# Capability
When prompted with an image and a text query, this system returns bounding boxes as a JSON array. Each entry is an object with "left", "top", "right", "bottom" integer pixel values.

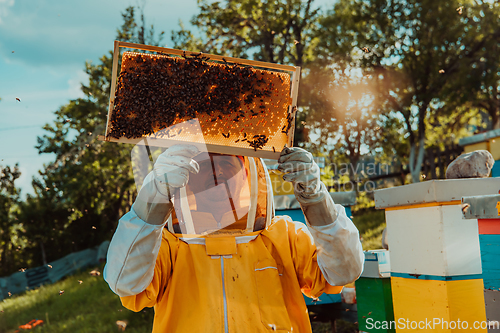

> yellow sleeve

[
  {"left": 286, "top": 220, "right": 343, "bottom": 298},
  {"left": 120, "top": 236, "right": 172, "bottom": 311}
]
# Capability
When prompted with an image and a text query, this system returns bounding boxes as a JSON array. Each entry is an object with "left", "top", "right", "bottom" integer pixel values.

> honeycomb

[{"left": 107, "top": 51, "right": 294, "bottom": 154}]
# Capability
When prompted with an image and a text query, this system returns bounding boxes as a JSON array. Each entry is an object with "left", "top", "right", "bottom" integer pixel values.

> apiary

[
  {"left": 462, "top": 194, "right": 500, "bottom": 329},
  {"left": 373, "top": 178, "right": 500, "bottom": 332},
  {"left": 356, "top": 250, "right": 395, "bottom": 333},
  {"left": 100, "top": 41, "right": 300, "bottom": 159}
]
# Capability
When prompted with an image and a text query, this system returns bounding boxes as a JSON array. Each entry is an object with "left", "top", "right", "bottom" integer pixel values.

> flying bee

[
  {"left": 362, "top": 47, "right": 370, "bottom": 53},
  {"left": 456, "top": 6, "right": 464, "bottom": 14}
]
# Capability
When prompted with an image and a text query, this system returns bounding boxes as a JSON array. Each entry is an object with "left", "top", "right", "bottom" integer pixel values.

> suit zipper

[{"left": 220, "top": 256, "right": 229, "bottom": 333}]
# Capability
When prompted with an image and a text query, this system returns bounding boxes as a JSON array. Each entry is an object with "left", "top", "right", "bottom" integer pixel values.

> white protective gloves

[
  {"left": 278, "top": 147, "right": 363, "bottom": 284},
  {"left": 132, "top": 144, "right": 200, "bottom": 225},
  {"left": 152, "top": 145, "right": 200, "bottom": 199},
  {"left": 278, "top": 147, "right": 338, "bottom": 226},
  {"left": 105, "top": 144, "right": 201, "bottom": 297}
]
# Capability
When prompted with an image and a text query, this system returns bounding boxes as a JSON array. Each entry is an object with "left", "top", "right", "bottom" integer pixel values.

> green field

[
  {"left": 351, "top": 209, "right": 386, "bottom": 251},
  {"left": 0, "top": 209, "right": 385, "bottom": 333},
  {"left": 0, "top": 266, "right": 154, "bottom": 333}
]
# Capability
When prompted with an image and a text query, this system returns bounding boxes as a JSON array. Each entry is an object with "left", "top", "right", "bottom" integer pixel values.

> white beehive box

[
  {"left": 375, "top": 178, "right": 500, "bottom": 277},
  {"left": 361, "top": 249, "right": 391, "bottom": 278}
]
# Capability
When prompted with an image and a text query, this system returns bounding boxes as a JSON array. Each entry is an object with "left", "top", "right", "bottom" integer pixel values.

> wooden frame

[{"left": 100, "top": 41, "right": 301, "bottom": 159}]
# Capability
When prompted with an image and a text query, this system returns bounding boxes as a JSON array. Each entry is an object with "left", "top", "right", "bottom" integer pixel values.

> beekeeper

[{"left": 104, "top": 144, "right": 363, "bottom": 333}]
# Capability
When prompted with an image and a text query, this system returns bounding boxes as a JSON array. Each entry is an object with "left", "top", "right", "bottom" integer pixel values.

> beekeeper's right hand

[
  {"left": 132, "top": 144, "right": 200, "bottom": 225},
  {"left": 152, "top": 144, "right": 200, "bottom": 199}
]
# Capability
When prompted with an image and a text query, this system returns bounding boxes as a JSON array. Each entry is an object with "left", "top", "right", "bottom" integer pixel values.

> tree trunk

[
  {"left": 41, "top": 242, "right": 47, "bottom": 266},
  {"left": 409, "top": 138, "right": 426, "bottom": 183}
]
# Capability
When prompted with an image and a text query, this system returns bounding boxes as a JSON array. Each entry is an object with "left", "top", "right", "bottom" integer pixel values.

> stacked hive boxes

[
  {"left": 374, "top": 178, "right": 500, "bottom": 332},
  {"left": 356, "top": 250, "right": 395, "bottom": 333},
  {"left": 462, "top": 194, "right": 500, "bottom": 331}
]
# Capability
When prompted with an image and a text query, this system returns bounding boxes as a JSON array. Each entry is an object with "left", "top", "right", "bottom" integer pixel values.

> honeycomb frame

[{"left": 100, "top": 41, "right": 301, "bottom": 159}]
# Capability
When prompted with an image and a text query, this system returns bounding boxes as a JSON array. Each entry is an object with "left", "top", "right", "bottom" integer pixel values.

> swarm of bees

[
  {"left": 247, "top": 134, "right": 269, "bottom": 151},
  {"left": 108, "top": 51, "right": 292, "bottom": 152}
]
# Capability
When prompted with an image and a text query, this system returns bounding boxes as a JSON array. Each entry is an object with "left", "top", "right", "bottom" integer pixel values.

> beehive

[
  {"left": 100, "top": 41, "right": 300, "bottom": 159},
  {"left": 373, "top": 178, "right": 500, "bottom": 332},
  {"left": 462, "top": 194, "right": 500, "bottom": 327}
]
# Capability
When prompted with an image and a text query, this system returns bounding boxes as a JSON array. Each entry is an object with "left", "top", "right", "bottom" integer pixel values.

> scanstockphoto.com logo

[{"left": 365, "top": 318, "right": 500, "bottom": 331}]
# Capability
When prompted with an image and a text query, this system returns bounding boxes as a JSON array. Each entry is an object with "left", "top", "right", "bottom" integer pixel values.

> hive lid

[
  {"left": 462, "top": 194, "right": 500, "bottom": 219},
  {"left": 99, "top": 41, "right": 301, "bottom": 159},
  {"left": 374, "top": 178, "right": 500, "bottom": 209}
]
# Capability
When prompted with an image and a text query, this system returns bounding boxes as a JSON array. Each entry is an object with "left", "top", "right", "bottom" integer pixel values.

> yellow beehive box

[
  {"left": 489, "top": 138, "right": 500, "bottom": 161},
  {"left": 100, "top": 41, "right": 301, "bottom": 159},
  {"left": 460, "top": 128, "right": 500, "bottom": 160},
  {"left": 464, "top": 142, "right": 489, "bottom": 154},
  {"left": 391, "top": 277, "right": 487, "bottom": 332}
]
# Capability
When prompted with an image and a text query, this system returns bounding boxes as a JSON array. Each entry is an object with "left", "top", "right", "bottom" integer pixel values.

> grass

[
  {"left": 0, "top": 266, "right": 154, "bottom": 333},
  {"left": 0, "top": 266, "right": 352, "bottom": 333},
  {"left": 0, "top": 210, "right": 387, "bottom": 332},
  {"left": 351, "top": 209, "right": 386, "bottom": 251}
]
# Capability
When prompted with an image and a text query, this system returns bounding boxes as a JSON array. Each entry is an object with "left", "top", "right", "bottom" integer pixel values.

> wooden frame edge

[
  {"left": 105, "top": 41, "right": 120, "bottom": 139},
  {"left": 103, "top": 41, "right": 300, "bottom": 148},
  {"left": 98, "top": 135, "right": 282, "bottom": 159},
  {"left": 116, "top": 41, "right": 297, "bottom": 72},
  {"left": 287, "top": 66, "right": 301, "bottom": 147}
]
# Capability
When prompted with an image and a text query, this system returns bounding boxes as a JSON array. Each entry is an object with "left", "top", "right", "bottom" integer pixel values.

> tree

[
  {"left": 172, "top": 0, "right": 322, "bottom": 67},
  {"left": 321, "top": 0, "right": 500, "bottom": 182},
  {"left": 13, "top": 6, "right": 164, "bottom": 270},
  {"left": 301, "top": 60, "right": 384, "bottom": 180},
  {"left": 0, "top": 164, "right": 23, "bottom": 276},
  {"left": 171, "top": 0, "right": 328, "bottom": 145},
  {"left": 438, "top": 1, "right": 500, "bottom": 132}
]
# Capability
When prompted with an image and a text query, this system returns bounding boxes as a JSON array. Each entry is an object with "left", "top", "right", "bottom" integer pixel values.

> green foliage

[
  {"left": 0, "top": 267, "right": 154, "bottom": 333},
  {"left": 351, "top": 209, "right": 386, "bottom": 251},
  {"left": 301, "top": 60, "right": 384, "bottom": 169},
  {"left": 0, "top": 164, "right": 23, "bottom": 276},
  {"left": 172, "top": 0, "right": 323, "bottom": 67},
  {"left": 320, "top": 0, "right": 500, "bottom": 181},
  {"left": 2, "top": 6, "right": 165, "bottom": 275}
]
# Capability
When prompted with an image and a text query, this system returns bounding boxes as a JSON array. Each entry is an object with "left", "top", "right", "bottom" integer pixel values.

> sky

[
  {"left": 0, "top": 0, "right": 336, "bottom": 197},
  {"left": 0, "top": 0, "right": 202, "bottom": 196}
]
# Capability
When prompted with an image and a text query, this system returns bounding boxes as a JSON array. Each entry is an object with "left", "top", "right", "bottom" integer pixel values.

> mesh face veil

[{"left": 166, "top": 153, "right": 274, "bottom": 236}]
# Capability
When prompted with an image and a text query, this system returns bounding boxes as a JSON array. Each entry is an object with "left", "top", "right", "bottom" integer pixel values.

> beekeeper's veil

[
  {"left": 131, "top": 121, "right": 274, "bottom": 237},
  {"left": 169, "top": 153, "right": 273, "bottom": 236}
]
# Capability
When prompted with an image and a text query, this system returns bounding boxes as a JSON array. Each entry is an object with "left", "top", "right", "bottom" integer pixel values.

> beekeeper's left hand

[
  {"left": 278, "top": 147, "right": 338, "bottom": 226},
  {"left": 277, "top": 147, "right": 322, "bottom": 203}
]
